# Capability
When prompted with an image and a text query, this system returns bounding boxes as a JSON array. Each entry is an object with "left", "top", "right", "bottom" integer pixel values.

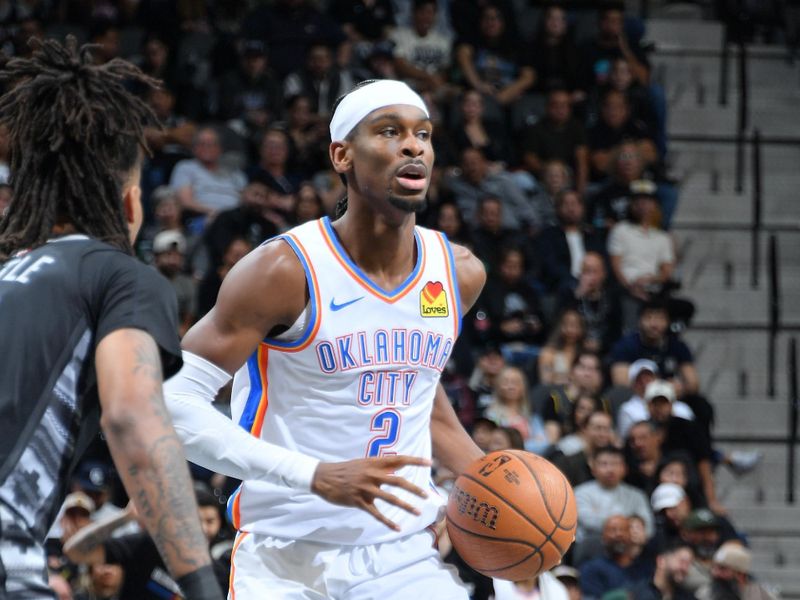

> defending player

[
  {"left": 0, "top": 38, "right": 223, "bottom": 598},
  {"left": 164, "top": 79, "right": 487, "bottom": 598}
]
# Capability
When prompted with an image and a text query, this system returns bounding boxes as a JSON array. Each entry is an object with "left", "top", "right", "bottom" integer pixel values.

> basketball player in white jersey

[{"left": 164, "top": 79, "right": 486, "bottom": 598}]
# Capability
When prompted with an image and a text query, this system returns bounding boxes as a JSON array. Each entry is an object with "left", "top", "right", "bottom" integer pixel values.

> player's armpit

[
  {"left": 181, "top": 239, "right": 308, "bottom": 374},
  {"left": 450, "top": 242, "right": 486, "bottom": 314}
]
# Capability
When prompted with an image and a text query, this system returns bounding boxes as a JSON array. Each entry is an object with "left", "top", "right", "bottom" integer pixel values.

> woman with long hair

[{"left": 538, "top": 308, "right": 587, "bottom": 385}]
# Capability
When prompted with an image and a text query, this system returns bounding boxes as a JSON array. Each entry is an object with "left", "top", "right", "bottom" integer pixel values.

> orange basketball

[{"left": 445, "top": 450, "right": 577, "bottom": 581}]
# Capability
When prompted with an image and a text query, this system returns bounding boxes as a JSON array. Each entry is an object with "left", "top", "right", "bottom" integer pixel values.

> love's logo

[{"left": 420, "top": 281, "right": 448, "bottom": 318}]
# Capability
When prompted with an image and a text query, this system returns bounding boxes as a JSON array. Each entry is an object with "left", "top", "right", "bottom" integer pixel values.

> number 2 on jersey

[{"left": 366, "top": 408, "right": 400, "bottom": 457}]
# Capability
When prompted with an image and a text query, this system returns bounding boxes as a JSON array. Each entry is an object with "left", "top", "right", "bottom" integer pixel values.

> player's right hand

[{"left": 311, "top": 455, "right": 432, "bottom": 531}]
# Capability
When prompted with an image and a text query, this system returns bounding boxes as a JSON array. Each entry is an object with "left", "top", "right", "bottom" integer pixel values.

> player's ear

[
  {"left": 329, "top": 141, "right": 353, "bottom": 175},
  {"left": 122, "top": 184, "right": 143, "bottom": 243}
]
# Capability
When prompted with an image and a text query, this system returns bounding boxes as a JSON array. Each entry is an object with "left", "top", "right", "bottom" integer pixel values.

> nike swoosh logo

[{"left": 329, "top": 296, "right": 365, "bottom": 311}]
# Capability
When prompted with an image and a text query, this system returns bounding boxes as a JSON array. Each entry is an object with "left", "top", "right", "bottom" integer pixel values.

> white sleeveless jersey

[{"left": 227, "top": 216, "right": 462, "bottom": 545}]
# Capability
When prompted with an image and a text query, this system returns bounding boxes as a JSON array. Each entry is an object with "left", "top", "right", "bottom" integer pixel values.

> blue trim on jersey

[
  {"left": 238, "top": 353, "right": 262, "bottom": 431},
  {"left": 322, "top": 216, "right": 423, "bottom": 298},
  {"left": 440, "top": 232, "right": 463, "bottom": 336},
  {"left": 262, "top": 235, "right": 318, "bottom": 348},
  {"left": 226, "top": 485, "right": 242, "bottom": 524}
]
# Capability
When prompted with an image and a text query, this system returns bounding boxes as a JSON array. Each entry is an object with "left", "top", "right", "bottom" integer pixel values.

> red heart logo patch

[{"left": 422, "top": 281, "right": 444, "bottom": 303}]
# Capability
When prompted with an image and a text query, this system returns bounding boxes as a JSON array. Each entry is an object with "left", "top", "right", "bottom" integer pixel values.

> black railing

[
  {"left": 768, "top": 234, "right": 780, "bottom": 397},
  {"left": 751, "top": 129, "right": 762, "bottom": 288},
  {"left": 788, "top": 337, "right": 798, "bottom": 503}
]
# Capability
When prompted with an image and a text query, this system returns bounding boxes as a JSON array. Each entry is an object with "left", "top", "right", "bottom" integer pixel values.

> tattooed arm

[{"left": 95, "top": 328, "right": 212, "bottom": 580}]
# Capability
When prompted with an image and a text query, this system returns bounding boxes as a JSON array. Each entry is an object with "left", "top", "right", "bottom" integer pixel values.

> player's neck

[{"left": 332, "top": 209, "right": 417, "bottom": 284}]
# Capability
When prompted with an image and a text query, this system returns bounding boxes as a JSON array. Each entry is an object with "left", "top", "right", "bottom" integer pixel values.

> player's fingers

[
  {"left": 361, "top": 501, "right": 400, "bottom": 531},
  {"left": 380, "top": 474, "right": 429, "bottom": 499},
  {"left": 372, "top": 488, "right": 421, "bottom": 516},
  {"left": 376, "top": 455, "right": 432, "bottom": 469}
]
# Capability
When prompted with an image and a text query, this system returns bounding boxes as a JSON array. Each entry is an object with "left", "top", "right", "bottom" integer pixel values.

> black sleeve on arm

[{"left": 84, "top": 249, "right": 183, "bottom": 378}]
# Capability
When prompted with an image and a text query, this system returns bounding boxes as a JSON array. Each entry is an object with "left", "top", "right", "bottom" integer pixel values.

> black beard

[{"left": 387, "top": 194, "right": 427, "bottom": 214}]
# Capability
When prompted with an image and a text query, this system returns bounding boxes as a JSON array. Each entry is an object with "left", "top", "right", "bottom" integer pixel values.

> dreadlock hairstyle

[
  {"left": 331, "top": 79, "right": 379, "bottom": 220},
  {"left": 0, "top": 36, "right": 159, "bottom": 258}
]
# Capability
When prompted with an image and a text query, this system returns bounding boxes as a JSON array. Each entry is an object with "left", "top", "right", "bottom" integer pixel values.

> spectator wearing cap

[
  {"left": 391, "top": 0, "right": 453, "bottom": 94},
  {"left": 644, "top": 381, "right": 725, "bottom": 514},
  {"left": 625, "top": 541, "right": 697, "bottom": 600},
  {"left": 216, "top": 39, "right": 283, "bottom": 136},
  {"left": 607, "top": 181, "right": 674, "bottom": 331},
  {"left": 652, "top": 482, "right": 694, "bottom": 547},
  {"left": 553, "top": 565, "right": 582, "bottom": 600},
  {"left": 522, "top": 89, "right": 590, "bottom": 195},
  {"left": 696, "top": 542, "right": 777, "bottom": 600},
  {"left": 680, "top": 509, "right": 743, "bottom": 595},
  {"left": 537, "top": 190, "right": 606, "bottom": 296},
  {"left": 59, "top": 492, "right": 96, "bottom": 546},
  {"left": 153, "top": 230, "right": 197, "bottom": 337},
  {"left": 559, "top": 251, "right": 622, "bottom": 355},
  {"left": 169, "top": 126, "right": 247, "bottom": 220},
  {"left": 67, "top": 462, "right": 139, "bottom": 539},
  {"left": 579, "top": 514, "right": 654, "bottom": 599},
  {"left": 574, "top": 446, "right": 654, "bottom": 563},
  {"left": 617, "top": 359, "right": 694, "bottom": 439}
]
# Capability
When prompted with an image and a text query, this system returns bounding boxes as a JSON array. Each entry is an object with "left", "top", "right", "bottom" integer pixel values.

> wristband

[{"left": 176, "top": 564, "right": 224, "bottom": 600}]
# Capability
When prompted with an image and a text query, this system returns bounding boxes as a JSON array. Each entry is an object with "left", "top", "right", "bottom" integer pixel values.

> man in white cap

[
  {"left": 163, "top": 80, "right": 486, "bottom": 597},
  {"left": 696, "top": 542, "right": 778, "bottom": 600},
  {"left": 616, "top": 358, "right": 694, "bottom": 439}
]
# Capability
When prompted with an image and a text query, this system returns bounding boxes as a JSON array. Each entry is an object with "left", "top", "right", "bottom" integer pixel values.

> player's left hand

[{"left": 311, "top": 455, "right": 432, "bottom": 531}]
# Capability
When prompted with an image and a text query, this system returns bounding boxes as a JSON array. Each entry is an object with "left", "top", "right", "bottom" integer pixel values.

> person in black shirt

[{"left": 0, "top": 38, "right": 222, "bottom": 599}]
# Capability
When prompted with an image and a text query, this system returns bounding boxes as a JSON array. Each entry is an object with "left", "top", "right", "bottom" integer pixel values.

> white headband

[{"left": 329, "top": 80, "right": 429, "bottom": 142}]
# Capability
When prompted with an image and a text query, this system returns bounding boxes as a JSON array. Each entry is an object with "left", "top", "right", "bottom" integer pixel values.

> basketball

[{"left": 446, "top": 450, "right": 577, "bottom": 581}]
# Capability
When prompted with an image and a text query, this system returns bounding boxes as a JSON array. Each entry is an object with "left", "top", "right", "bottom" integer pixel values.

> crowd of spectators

[{"left": 0, "top": 0, "right": 772, "bottom": 599}]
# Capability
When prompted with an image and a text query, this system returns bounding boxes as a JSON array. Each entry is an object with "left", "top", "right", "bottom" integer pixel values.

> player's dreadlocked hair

[
  {"left": 331, "top": 79, "right": 379, "bottom": 220},
  {"left": 0, "top": 36, "right": 159, "bottom": 258}
]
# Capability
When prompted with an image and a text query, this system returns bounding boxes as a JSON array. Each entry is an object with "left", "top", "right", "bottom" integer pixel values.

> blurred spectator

[
  {"left": 617, "top": 359, "right": 694, "bottom": 440},
  {"left": 626, "top": 541, "right": 697, "bottom": 600},
  {"left": 538, "top": 190, "right": 605, "bottom": 295},
  {"left": 522, "top": 89, "right": 589, "bottom": 194},
  {"left": 579, "top": 514, "right": 653, "bottom": 599},
  {"left": 217, "top": 40, "right": 283, "bottom": 135},
  {"left": 580, "top": 7, "right": 650, "bottom": 92},
  {"left": 10, "top": 16, "right": 45, "bottom": 58},
  {"left": 574, "top": 446, "right": 654, "bottom": 562},
  {"left": 137, "top": 34, "right": 179, "bottom": 94},
  {"left": 538, "top": 350, "right": 607, "bottom": 443},
  {"left": 143, "top": 85, "right": 196, "bottom": 158},
  {"left": 137, "top": 186, "right": 186, "bottom": 262},
  {"left": 285, "top": 94, "right": 329, "bottom": 178},
  {"left": 479, "top": 246, "right": 544, "bottom": 364},
  {"left": 608, "top": 182, "right": 675, "bottom": 329},
  {"left": 70, "top": 461, "right": 121, "bottom": 524},
  {"left": 625, "top": 420, "right": 666, "bottom": 495},
  {"left": 197, "top": 237, "right": 253, "bottom": 318},
  {"left": 484, "top": 366, "right": 549, "bottom": 453},
  {"left": 450, "top": 0, "right": 518, "bottom": 48},
  {"left": 74, "top": 562, "right": 124, "bottom": 599},
  {"left": 588, "top": 142, "right": 652, "bottom": 230},
  {"left": 283, "top": 41, "right": 355, "bottom": 118},
  {"left": 529, "top": 4, "right": 583, "bottom": 100},
  {"left": 560, "top": 252, "right": 622, "bottom": 355},
  {"left": 652, "top": 482, "right": 694, "bottom": 547},
  {"left": 88, "top": 19, "right": 120, "bottom": 65},
  {"left": 680, "top": 509, "right": 743, "bottom": 594},
  {"left": 433, "top": 201, "right": 472, "bottom": 247},
  {"left": 553, "top": 410, "right": 614, "bottom": 487},
  {"left": 599, "top": 58, "right": 659, "bottom": 143},
  {"left": 445, "top": 147, "right": 537, "bottom": 231},
  {"left": 295, "top": 182, "right": 325, "bottom": 224},
  {"left": 555, "top": 394, "right": 604, "bottom": 457},
  {"left": 330, "top": 0, "right": 394, "bottom": 63},
  {"left": 49, "top": 571, "right": 73, "bottom": 600},
  {"left": 391, "top": 0, "right": 453, "bottom": 94},
  {"left": 248, "top": 127, "right": 302, "bottom": 196},
  {"left": 356, "top": 40, "right": 399, "bottom": 81},
  {"left": 588, "top": 90, "right": 658, "bottom": 181},
  {"left": 152, "top": 230, "right": 197, "bottom": 337},
  {"left": 450, "top": 89, "right": 513, "bottom": 165},
  {"left": 454, "top": 4, "right": 535, "bottom": 110},
  {"left": 169, "top": 126, "right": 247, "bottom": 219},
  {"left": 656, "top": 455, "right": 706, "bottom": 509},
  {"left": 469, "top": 195, "right": 530, "bottom": 274},
  {"left": 531, "top": 159, "right": 572, "bottom": 229},
  {"left": 468, "top": 344, "right": 507, "bottom": 414},
  {"left": 538, "top": 308, "right": 587, "bottom": 387},
  {"left": 470, "top": 417, "right": 499, "bottom": 453},
  {"left": 59, "top": 492, "right": 95, "bottom": 546},
  {"left": 697, "top": 542, "right": 777, "bottom": 600},
  {"left": 242, "top": 0, "right": 346, "bottom": 80},
  {"left": 553, "top": 565, "right": 583, "bottom": 600},
  {"left": 488, "top": 425, "right": 526, "bottom": 452}
]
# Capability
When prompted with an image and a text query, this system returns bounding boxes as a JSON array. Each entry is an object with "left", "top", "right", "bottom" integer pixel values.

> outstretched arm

[
  {"left": 96, "top": 329, "right": 221, "bottom": 598},
  {"left": 431, "top": 242, "right": 487, "bottom": 474}
]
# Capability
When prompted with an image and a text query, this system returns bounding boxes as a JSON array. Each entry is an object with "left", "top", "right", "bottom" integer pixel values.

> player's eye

[
  {"left": 380, "top": 127, "right": 397, "bottom": 137},
  {"left": 417, "top": 130, "right": 431, "bottom": 141}
]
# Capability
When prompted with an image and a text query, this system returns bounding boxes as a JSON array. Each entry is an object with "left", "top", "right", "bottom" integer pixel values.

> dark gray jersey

[{"left": 0, "top": 235, "right": 182, "bottom": 541}]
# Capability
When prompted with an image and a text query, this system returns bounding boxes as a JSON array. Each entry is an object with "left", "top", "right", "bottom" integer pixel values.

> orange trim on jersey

[
  {"left": 436, "top": 233, "right": 460, "bottom": 340},
  {"left": 250, "top": 345, "right": 269, "bottom": 437},
  {"left": 231, "top": 486, "right": 242, "bottom": 530},
  {"left": 318, "top": 219, "right": 427, "bottom": 304},
  {"left": 262, "top": 232, "right": 322, "bottom": 352},
  {"left": 229, "top": 530, "right": 250, "bottom": 600}
]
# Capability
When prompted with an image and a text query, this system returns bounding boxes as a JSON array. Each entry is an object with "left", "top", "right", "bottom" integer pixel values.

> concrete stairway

[{"left": 646, "top": 16, "right": 800, "bottom": 598}]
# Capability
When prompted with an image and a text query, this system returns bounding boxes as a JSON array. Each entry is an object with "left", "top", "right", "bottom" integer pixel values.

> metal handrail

[
  {"left": 788, "top": 337, "right": 798, "bottom": 503},
  {"left": 768, "top": 234, "right": 780, "bottom": 397}
]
